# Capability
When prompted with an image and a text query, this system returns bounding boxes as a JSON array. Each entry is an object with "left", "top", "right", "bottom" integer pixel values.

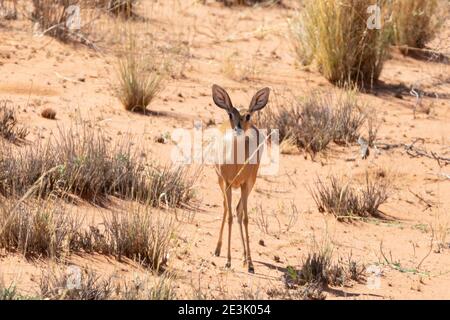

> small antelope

[{"left": 211, "top": 84, "right": 270, "bottom": 273}]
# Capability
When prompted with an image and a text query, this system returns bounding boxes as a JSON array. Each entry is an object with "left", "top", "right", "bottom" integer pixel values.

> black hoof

[
  {"left": 225, "top": 262, "right": 231, "bottom": 269},
  {"left": 248, "top": 265, "right": 255, "bottom": 273},
  {"left": 214, "top": 247, "right": 221, "bottom": 257}
]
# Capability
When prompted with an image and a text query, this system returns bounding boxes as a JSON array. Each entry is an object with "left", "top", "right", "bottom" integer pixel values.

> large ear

[
  {"left": 212, "top": 84, "right": 233, "bottom": 111},
  {"left": 249, "top": 87, "right": 270, "bottom": 112}
]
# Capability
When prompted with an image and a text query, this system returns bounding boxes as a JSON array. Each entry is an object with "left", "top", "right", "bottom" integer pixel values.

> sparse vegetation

[
  {"left": 0, "top": 101, "right": 28, "bottom": 142},
  {"left": 1, "top": 198, "right": 176, "bottom": 271},
  {"left": 115, "top": 30, "right": 165, "bottom": 113},
  {"left": 40, "top": 268, "right": 114, "bottom": 300},
  {"left": 392, "top": 0, "right": 442, "bottom": 52},
  {"left": 38, "top": 266, "right": 177, "bottom": 300},
  {"left": 254, "top": 90, "right": 369, "bottom": 157},
  {"left": 290, "top": 0, "right": 392, "bottom": 87},
  {"left": 309, "top": 172, "right": 390, "bottom": 221},
  {"left": 118, "top": 273, "right": 176, "bottom": 300},
  {"left": 0, "top": 125, "right": 195, "bottom": 207},
  {"left": 107, "top": 0, "right": 135, "bottom": 17},
  {"left": 0, "top": 200, "right": 79, "bottom": 258},
  {"left": 32, "top": 0, "right": 79, "bottom": 42},
  {"left": 281, "top": 243, "right": 365, "bottom": 299},
  {"left": 102, "top": 209, "right": 174, "bottom": 271},
  {"left": 216, "top": 0, "right": 281, "bottom": 6}
]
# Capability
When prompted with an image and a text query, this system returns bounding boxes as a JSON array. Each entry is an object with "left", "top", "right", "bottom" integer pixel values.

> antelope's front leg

[
  {"left": 225, "top": 183, "right": 233, "bottom": 268},
  {"left": 242, "top": 183, "right": 254, "bottom": 273},
  {"left": 215, "top": 178, "right": 227, "bottom": 257}
]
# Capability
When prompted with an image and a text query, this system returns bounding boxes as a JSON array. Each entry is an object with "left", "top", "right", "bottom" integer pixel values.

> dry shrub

[
  {"left": 309, "top": 172, "right": 390, "bottom": 221},
  {"left": 294, "top": 94, "right": 334, "bottom": 155},
  {"left": 281, "top": 243, "right": 365, "bottom": 299},
  {"left": 38, "top": 267, "right": 176, "bottom": 300},
  {"left": 0, "top": 200, "right": 79, "bottom": 258},
  {"left": 146, "top": 165, "right": 196, "bottom": 208},
  {"left": 107, "top": 0, "right": 135, "bottom": 16},
  {"left": 39, "top": 268, "right": 114, "bottom": 300},
  {"left": 290, "top": 0, "right": 392, "bottom": 87},
  {"left": 69, "top": 206, "right": 175, "bottom": 271},
  {"left": 1, "top": 198, "right": 177, "bottom": 271},
  {"left": 392, "top": 0, "right": 443, "bottom": 52},
  {"left": 332, "top": 90, "right": 367, "bottom": 145},
  {"left": 0, "top": 0, "right": 17, "bottom": 20},
  {"left": 118, "top": 273, "right": 176, "bottom": 300},
  {"left": 32, "top": 0, "right": 101, "bottom": 46},
  {"left": 0, "top": 101, "right": 28, "bottom": 142},
  {"left": 254, "top": 90, "right": 368, "bottom": 157},
  {"left": 32, "top": 0, "right": 79, "bottom": 42},
  {"left": 41, "top": 107, "right": 57, "bottom": 120},
  {"left": 0, "top": 125, "right": 195, "bottom": 207},
  {"left": 217, "top": 0, "right": 281, "bottom": 6},
  {"left": 115, "top": 29, "right": 165, "bottom": 113}
]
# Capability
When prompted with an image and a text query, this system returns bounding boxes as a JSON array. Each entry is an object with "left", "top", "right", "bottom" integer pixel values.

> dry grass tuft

[
  {"left": 309, "top": 172, "right": 390, "bottom": 221},
  {"left": 102, "top": 209, "right": 174, "bottom": 271},
  {"left": 115, "top": 29, "right": 165, "bottom": 113},
  {"left": 41, "top": 107, "right": 56, "bottom": 120},
  {"left": 118, "top": 273, "right": 176, "bottom": 300},
  {"left": 1, "top": 198, "right": 177, "bottom": 271},
  {"left": 392, "top": 0, "right": 443, "bottom": 52},
  {"left": 254, "top": 90, "right": 369, "bottom": 157},
  {"left": 290, "top": 0, "right": 392, "bottom": 87},
  {"left": 0, "top": 101, "right": 28, "bottom": 143},
  {"left": 281, "top": 242, "right": 365, "bottom": 299},
  {"left": 39, "top": 268, "right": 114, "bottom": 300},
  {"left": 107, "top": 0, "right": 135, "bottom": 17},
  {"left": 32, "top": 0, "right": 79, "bottom": 42},
  {"left": 0, "top": 124, "right": 195, "bottom": 207},
  {"left": 217, "top": 0, "right": 281, "bottom": 6},
  {"left": 38, "top": 267, "right": 176, "bottom": 300},
  {"left": 0, "top": 200, "right": 79, "bottom": 258}
]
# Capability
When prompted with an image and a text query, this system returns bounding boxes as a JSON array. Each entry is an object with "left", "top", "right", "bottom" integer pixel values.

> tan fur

[{"left": 211, "top": 84, "right": 269, "bottom": 273}]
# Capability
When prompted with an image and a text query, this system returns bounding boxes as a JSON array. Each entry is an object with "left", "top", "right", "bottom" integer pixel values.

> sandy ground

[{"left": 1, "top": 0, "right": 450, "bottom": 299}]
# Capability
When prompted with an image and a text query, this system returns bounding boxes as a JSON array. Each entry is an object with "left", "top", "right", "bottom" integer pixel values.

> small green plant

[{"left": 0, "top": 281, "right": 18, "bottom": 300}]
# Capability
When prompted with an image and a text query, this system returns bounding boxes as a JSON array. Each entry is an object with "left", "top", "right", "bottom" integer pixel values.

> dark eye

[
  {"left": 245, "top": 114, "right": 251, "bottom": 121},
  {"left": 228, "top": 113, "right": 232, "bottom": 119}
]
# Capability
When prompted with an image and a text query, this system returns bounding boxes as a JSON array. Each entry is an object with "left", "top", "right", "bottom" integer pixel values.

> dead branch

[{"left": 375, "top": 139, "right": 450, "bottom": 167}]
